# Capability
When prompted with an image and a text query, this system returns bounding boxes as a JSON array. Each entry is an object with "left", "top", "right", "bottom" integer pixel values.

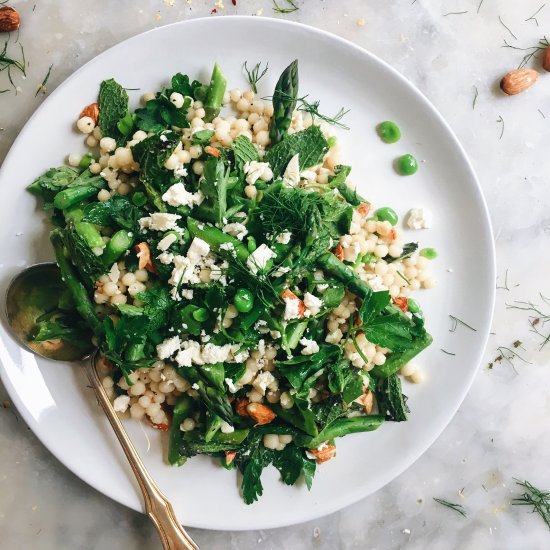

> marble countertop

[{"left": 2, "top": 0, "right": 550, "bottom": 548}]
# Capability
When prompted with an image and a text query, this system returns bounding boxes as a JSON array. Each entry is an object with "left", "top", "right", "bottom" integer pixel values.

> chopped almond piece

[
  {"left": 135, "top": 242, "right": 156, "bottom": 273},
  {"left": 149, "top": 421, "right": 169, "bottom": 432},
  {"left": 360, "top": 390, "right": 374, "bottom": 414},
  {"left": 357, "top": 203, "right": 371, "bottom": 217},
  {"left": 388, "top": 228, "right": 397, "bottom": 241},
  {"left": 246, "top": 403, "right": 277, "bottom": 425},
  {"left": 79, "top": 102, "right": 99, "bottom": 124},
  {"left": 393, "top": 296, "right": 408, "bottom": 313},
  {"left": 41, "top": 339, "right": 63, "bottom": 351},
  {"left": 225, "top": 450, "right": 237, "bottom": 465},
  {"left": 308, "top": 443, "right": 336, "bottom": 464},
  {"left": 333, "top": 243, "right": 344, "bottom": 261},
  {"left": 204, "top": 145, "right": 220, "bottom": 157},
  {"left": 235, "top": 398, "right": 250, "bottom": 417}
]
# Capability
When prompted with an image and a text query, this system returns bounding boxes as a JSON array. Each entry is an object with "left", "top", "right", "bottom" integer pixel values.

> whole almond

[
  {"left": 543, "top": 45, "right": 550, "bottom": 72},
  {"left": 308, "top": 444, "right": 336, "bottom": 464},
  {"left": 246, "top": 403, "right": 276, "bottom": 425},
  {"left": 79, "top": 102, "right": 99, "bottom": 124},
  {"left": 500, "top": 68, "right": 539, "bottom": 95},
  {"left": 0, "top": 6, "right": 20, "bottom": 33}
]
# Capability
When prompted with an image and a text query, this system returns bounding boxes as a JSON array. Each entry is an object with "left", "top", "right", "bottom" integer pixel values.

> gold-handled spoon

[{"left": 5, "top": 263, "right": 199, "bottom": 550}]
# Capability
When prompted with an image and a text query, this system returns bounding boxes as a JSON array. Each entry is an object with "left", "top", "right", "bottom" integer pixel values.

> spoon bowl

[{"left": 5, "top": 262, "right": 95, "bottom": 362}]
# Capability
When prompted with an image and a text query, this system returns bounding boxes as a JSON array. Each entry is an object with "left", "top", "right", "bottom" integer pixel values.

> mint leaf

[
  {"left": 265, "top": 125, "right": 329, "bottom": 177},
  {"left": 233, "top": 135, "right": 259, "bottom": 170},
  {"left": 27, "top": 166, "right": 78, "bottom": 201},
  {"left": 376, "top": 373, "right": 409, "bottom": 421},
  {"left": 82, "top": 196, "right": 145, "bottom": 232},
  {"left": 98, "top": 79, "right": 129, "bottom": 140}
]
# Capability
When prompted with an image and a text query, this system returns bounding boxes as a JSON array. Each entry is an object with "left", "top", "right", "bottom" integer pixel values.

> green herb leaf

[
  {"left": 376, "top": 373, "right": 409, "bottom": 422},
  {"left": 98, "top": 79, "right": 129, "bottom": 141}
]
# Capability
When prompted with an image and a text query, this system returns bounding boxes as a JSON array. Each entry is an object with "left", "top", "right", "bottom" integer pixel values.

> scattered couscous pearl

[
  {"left": 263, "top": 434, "right": 279, "bottom": 450},
  {"left": 409, "top": 369, "right": 425, "bottom": 384},
  {"left": 192, "top": 161, "right": 204, "bottom": 175},
  {"left": 121, "top": 272, "right": 136, "bottom": 286},
  {"left": 103, "top": 281, "right": 119, "bottom": 297},
  {"left": 164, "top": 154, "right": 179, "bottom": 170},
  {"left": 280, "top": 392, "right": 294, "bottom": 410},
  {"left": 230, "top": 88, "right": 242, "bottom": 102},
  {"left": 244, "top": 185, "right": 257, "bottom": 199},
  {"left": 117, "top": 182, "right": 131, "bottom": 196},
  {"left": 130, "top": 403, "right": 145, "bottom": 420},
  {"left": 243, "top": 89, "right": 255, "bottom": 101},
  {"left": 92, "top": 126, "right": 102, "bottom": 140},
  {"left": 114, "top": 147, "right": 133, "bottom": 167},
  {"left": 194, "top": 108, "right": 206, "bottom": 119},
  {"left": 189, "top": 145, "right": 202, "bottom": 159},
  {"left": 177, "top": 149, "right": 191, "bottom": 164},
  {"left": 255, "top": 130, "right": 270, "bottom": 147},
  {"left": 110, "top": 294, "right": 127, "bottom": 305},
  {"left": 374, "top": 244, "right": 389, "bottom": 258},
  {"left": 181, "top": 418, "right": 196, "bottom": 432},
  {"left": 90, "top": 162, "right": 102, "bottom": 175},
  {"left": 68, "top": 153, "right": 81, "bottom": 167},
  {"left": 134, "top": 269, "right": 149, "bottom": 283},
  {"left": 76, "top": 116, "right": 95, "bottom": 134},
  {"left": 99, "top": 137, "right": 116, "bottom": 152},
  {"left": 141, "top": 92, "right": 155, "bottom": 104},
  {"left": 86, "top": 135, "right": 98, "bottom": 147}
]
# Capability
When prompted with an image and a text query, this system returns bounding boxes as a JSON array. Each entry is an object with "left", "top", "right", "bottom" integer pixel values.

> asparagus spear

[
  {"left": 306, "top": 415, "right": 384, "bottom": 449},
  {"left": 50, "top": 229, "right": 104, "bottom": 336},
  {"left": 317, "top": 252, "right": 373, "bottom": 299},
  {"left": 204, "top": 63, "right": 227, "bottom": 123},
  {"left": 269, "top": 59, "right": 299, "bottom": 145}
]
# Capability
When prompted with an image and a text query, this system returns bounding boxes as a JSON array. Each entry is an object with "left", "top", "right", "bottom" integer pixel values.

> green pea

[
  {"left": 79, "top": 153, "right": 95, "bottom": 169},
  {"left": 376, "top": 207, "right": 398, "bottom": 226},
  {"left": 420, "top": 247, "right": 438, "bottom": 260},
  {"left": 234, "top": 288, "right": 254, "bottom": 313},
  {"left": 247, "top": 236, "right": 257, "bottom": 253},
  {"left": 132, "top": 192, "right": 147, "bottom": 207},
  {"left": 397, "top": 154, "right": 418, "bottom": 176},
  {"left": 407, "top": 298, "right": 420, "bottom": 313},
  {"left": 327, "top": 136, "right": 337, "bottom": 148},
  {"left": 377, "top": 121, "right": 401, "bottom": 144},
  {"left": 192, "top": 307, "right": 209, "bottom": 322}
]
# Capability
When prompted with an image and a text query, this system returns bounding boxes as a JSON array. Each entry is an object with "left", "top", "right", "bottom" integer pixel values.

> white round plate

[{"left": 0, "top": 17, "right": 495, "bottom": 530}]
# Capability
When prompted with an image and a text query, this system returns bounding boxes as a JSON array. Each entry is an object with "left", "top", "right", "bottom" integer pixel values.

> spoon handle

[{"left": 85, "top": 358, "right": 199, "bottom": 550}]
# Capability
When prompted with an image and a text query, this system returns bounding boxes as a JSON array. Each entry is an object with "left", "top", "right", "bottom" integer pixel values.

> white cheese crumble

[
  {"left": 161, "top": 182, "right": 203, "bottom": 208},
  {"left": 139, "top": 212, "right": 182, "bottom": 231},
  {"left": 187, "top": 237, "right": 210, "bottom": 261},
  {"left": 363, "top": 274, "right": 388, "bottom": 292},
  {"left": 220, "top": 421, "right": 235, "bottom": 434},
  {"left": 283, "top": 296, "right": 302, "bottom": 320},
  {"left": 156, "top": 336, "right": 181, "bottom": 359},
  {"left": 225, "top": 377, "right": 238, "bottom": 393},
  {"left": 303, "top": 292, "right": 323, "bottom": 317},
  {"left": 252, "top": 371, "right": 275, "bottom": 396},
  {"left": 108, "top": 263, "right": 120, "bottom": 284},
  {"left": 181, "top": 289, "right": 194, "bottom": 300},
  {"left": 283, "top": 153, "right": 300, "bottom": 187},
  {"left": 276, "top": 231, "right": 292, "bottom": 244},
  {"left": 300, "top": 338, "right": 320, "bottom": 356},
  {"left": 222, "top": 222, "right": 248, "bottom": 241},
  {"left": 406, "top": 208, "right": 432, "bottom": 230},
  {"left": 247, "top": 243, "right": 276, "bottom": 274},
  {"left": 201, "top": 343, "right": 232, "bottom": 364},
  {"left": 272, "top": 265, "right": 291, "bottom": 278},
  {"left": 157, "top": 233, "right": 178, "bottom": 251},
  {"left": 243, "top": 161, "right": 273, "bottom": 186},
  {"left": 157, "top": 251, "right": 175, "bottom": 265},
  {"left": 113, "top": 395, "right": 131, "bottom": 413}
]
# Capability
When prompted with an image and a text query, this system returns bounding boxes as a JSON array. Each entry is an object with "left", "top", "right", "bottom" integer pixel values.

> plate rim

[{"left": 0, "top": 15, "right": 496, "bottom": 530}]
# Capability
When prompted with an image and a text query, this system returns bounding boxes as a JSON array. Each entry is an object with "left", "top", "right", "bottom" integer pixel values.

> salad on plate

[{"left": 27, "top": 60, "right": 435, "bottom": 503}]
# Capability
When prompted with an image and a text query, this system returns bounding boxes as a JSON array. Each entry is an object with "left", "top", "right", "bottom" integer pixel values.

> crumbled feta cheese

[
  {"left": 272, "top": 265, "right": 291, "bottom": 278},
  {"left": 159, "top": 134, "right": 168, "bottom": 142},
  {"left": 219, "top": 242, "right": 235, "bottom": 254},
  {"left": 220, "top": 421, "right": 235, "bottom": 433},
  {"left": 113, "top": 395, "right": 131, "bottom": 413},
  {"left": 243, "top": 160, "right": 273, "bottom": 185},
  {"left": 283, "top": 296, "right": 301, "bottom": 320},
  {"left": 157, "top": 251, "right": 175, "bottom": 265},
  {"left": 283, "top": 154, "right": 300, "bottom": 187},
  {"left": 363, "top": 273, "right": 388, "bottom": 291},
  {"left": 140, "top": 212, "right": 182, "bottom": 231},
  {"left": 406, "top": 208, "right": 432, "bottom": 230},
  {"left": 181, "top": 289, "right": 194, "bottom": 300},
  {"left": 276, "top": 231, "right": 292, "bottom": 244},
  {"left": 175, "top": 340, "right": 202, "bottom": 367},
  {"left": 156, "top": 336, "right": 181, "bottom": 359},
  {"left": 201, "top": 343, "right": 232, "bottom": 364},
  {"left": 157, "top": 233, "right": 178, "bottom": 251},
  {"left": 161, "top": 182, "right": 203, "bottom": 208},
  {"left": 187, "top": 237, "right": 210, "bottom": 261},
  {"left": 222, "top": 222, "right": 248, "bottom": 241},
  {"left": 108, "top": 263, "right": 120, "bottom": 283},
  {"left": 270, "top": 330, "right": 282, "bottom": 339},
  {"left": 247, "top": 243, "right": 276, "bottom": 274},
  {"left": 192, "top": 383, "right": 199, "bottom": 390},
  {"left": 252, "top": 371, "right": 275, "bottom": 396},
  {"left": 303, "top": 292, "right": 323, "bottom": 317},
  {"left": 225, "top": 377, "right": 238, "bottom": 393},
  {"left": 169, "top": 256, "right": 195, "bottom": 286},
  {"left": 300, "top": 338, "right": 320, "bottom": 356}
]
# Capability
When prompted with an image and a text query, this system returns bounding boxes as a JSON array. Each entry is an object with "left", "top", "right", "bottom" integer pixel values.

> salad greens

[{"left": 27, "top": 60, "right": 433, "bottom": 504}]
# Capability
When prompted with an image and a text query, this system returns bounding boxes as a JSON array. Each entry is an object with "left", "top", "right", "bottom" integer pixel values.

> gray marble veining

[{"left": 2, "top": 1, "right": 550, "bottom": 548}]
